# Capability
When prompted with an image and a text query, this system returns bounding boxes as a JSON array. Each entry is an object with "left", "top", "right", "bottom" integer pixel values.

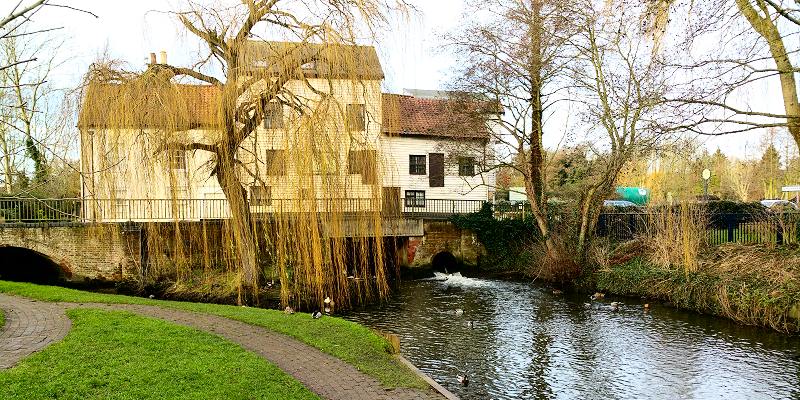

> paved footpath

[{"left": 0, "top": 294, "right": 445, "bottom": 400}]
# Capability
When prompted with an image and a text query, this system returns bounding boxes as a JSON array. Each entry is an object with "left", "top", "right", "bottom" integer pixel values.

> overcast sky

[{"left": 12, "top": 0, "right": 790, "bottom": 159}]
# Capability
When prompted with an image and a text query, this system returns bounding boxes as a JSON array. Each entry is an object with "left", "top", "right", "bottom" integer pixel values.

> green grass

[
  {"left": 0, "top": 309, "right": 318, "bottom": 400},
  {"left": 0, "top": 308, "right": 4, "bottom": 329},
  {"left": 0, "top": 281, "right": 427, "bottom": 389}
]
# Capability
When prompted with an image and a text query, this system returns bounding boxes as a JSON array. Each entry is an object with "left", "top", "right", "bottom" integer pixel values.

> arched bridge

[{"left": 0, "top": 198, "right": 487, "bottom": 283}]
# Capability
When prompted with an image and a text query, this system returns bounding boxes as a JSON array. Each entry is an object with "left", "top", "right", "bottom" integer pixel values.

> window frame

[
  {"left": 264, "top": 149, "right": 286, "bottom": 176},
  {"left": 409, "top": 155, "right": 426, "bottom": 175},
  {"left": 169, "top": 149, "right": 186, "bottom": 170},
  {"left": 404, "top": 190, "right": 426, "bottom": 208},
  {"left": 262, "top": 102, "right": 284, "bottom": 130},
  {"left": 458, "top": 157, "right": 476, "bottom": 177},
  {"left": 249, "top": 185, "right": 272, "bottom": 206},
  {"left": 346, "top": 104, "right": 366, "bottom": 132}
]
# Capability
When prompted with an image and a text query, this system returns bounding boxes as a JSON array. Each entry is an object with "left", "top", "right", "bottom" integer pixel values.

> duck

[
  {"left": 284, "top": 306, "right": 295, "bottom": 314},
  {"left": 455, "top": 309, "right": 464, "bottom": 317},
  {"left": 324, "top": 296, "right": 332, "bottom": 305},
  {"left": 324, "top": 306, "right": 331, "bottom": 314},
  {"left": 466, "top": 321, "right": 475, "bottom": 329},
  {"left": 643, "top": 303, "right": 650, "bottom": 311},
  {"left": 457, "top": 374, "right": 469, "bottom": 386},
  {"left": 610, "top": 302, "right": 620, "bottom": 312},
  {"left": 590, "top": 292, "right": 605, "bottom": 301},
  {"left": 552, "top": 289, "right": 563, "bottom": 295},
  {"left": 311, "top": 309, "right": 323, "bottom": 319}
]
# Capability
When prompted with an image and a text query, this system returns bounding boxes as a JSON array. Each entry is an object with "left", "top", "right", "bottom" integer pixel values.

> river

[{"left": 343, "top": 273, "right": 800, "bottom": 400}]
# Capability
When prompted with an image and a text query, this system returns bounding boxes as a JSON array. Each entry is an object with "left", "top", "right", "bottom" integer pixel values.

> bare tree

[
  {"left": 1, "top": 1, "right": 96, "bottom": 71},
  {"left": 654, "top": 1, "right": 799, "bottom": 147},
  {"left": 568, "top": 0, "right": 670, "bottom": 255},
  {"left": 445, "top": 0, "right": 578, "bottom": 259}
]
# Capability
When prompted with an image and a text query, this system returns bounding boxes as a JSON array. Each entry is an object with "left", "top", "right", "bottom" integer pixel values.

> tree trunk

[
  {"left": 216, "top": 149, "right": 259, "bottom": 303},
  {"left": 736, "top": 0, "right": 800, "bottom": 145},
  {"left": 528, "top": 0, "right": 545, "bottom": 204},
  {"left": 524, "top": 0, "right": 556, "bottom": 257}
]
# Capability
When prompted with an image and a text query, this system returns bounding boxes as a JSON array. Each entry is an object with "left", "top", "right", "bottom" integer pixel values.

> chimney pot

[
  {"left": 149, "top": 53, "right": 156, "bottom": 65},
  {"left": 159, "top": 50, "right": 167, "bottom": 65}
]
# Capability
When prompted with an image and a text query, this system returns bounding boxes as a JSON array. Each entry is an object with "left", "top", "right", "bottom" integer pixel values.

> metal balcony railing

[{"left": 0, "top": 197, "right": 490, "bottom": 223}]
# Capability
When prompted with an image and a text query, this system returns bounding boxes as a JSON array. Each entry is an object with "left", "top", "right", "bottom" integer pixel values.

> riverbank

[
  {"left": 0, "top": 281, "right": 431, "bottom": 391},
  {"left": 581, "top": 244, "right": 800, "bottom": 333}
]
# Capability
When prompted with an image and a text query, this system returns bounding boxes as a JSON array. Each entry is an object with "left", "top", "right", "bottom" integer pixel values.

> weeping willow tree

[{"left": 78, "top": 0, "right": 405, "bottom": 307}]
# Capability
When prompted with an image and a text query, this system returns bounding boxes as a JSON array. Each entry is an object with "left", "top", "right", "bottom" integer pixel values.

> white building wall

[{"left": 380, "top": 135, "right": 493, "bottom": 202}]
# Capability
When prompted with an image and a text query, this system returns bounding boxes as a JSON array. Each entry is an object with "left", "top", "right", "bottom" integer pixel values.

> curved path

[
  {"left": 0, "top": 294, "right": 444, "bottom": 400},
  {"left": 0, "top": 296, "right": 71, "bottom": 369}
]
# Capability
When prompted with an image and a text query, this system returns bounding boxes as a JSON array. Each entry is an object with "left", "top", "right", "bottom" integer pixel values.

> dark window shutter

[{"left": 429, "top": 153, "right": 444, "bottom": 187}]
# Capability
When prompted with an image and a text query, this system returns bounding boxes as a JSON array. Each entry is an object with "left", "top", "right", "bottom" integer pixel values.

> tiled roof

[
  {"left": 382, "top": 93, "right": 491, "bottom": 139},
  {"left": 241, "top": 41, "right": 384, "bottom": 80},
  {"left": 79, "top": 82, "right": 221, "bottom": 129}
]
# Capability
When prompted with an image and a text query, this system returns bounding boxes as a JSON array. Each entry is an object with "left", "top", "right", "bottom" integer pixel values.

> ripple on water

[{"left": 344, "top": 276, "right": 800, "bottom": 400}]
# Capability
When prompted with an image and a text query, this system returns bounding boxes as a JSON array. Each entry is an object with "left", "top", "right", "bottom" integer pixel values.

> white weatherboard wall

[{"left": 380, "top": 135, "right": 492, "bottom": 201}]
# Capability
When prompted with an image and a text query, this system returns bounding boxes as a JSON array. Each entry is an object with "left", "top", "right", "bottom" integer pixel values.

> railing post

[{"left": 727, "top": 215, "right": 735, "bottom": 243}]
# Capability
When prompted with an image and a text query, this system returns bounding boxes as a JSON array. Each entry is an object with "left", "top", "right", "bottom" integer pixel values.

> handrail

[{"left": 0, "top": 197, "right": 489, "bottom": 223}]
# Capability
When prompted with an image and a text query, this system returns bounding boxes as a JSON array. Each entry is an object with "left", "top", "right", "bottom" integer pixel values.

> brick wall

[
  {"left": 404, "top": 220, "right": 484, "bottom": 268},
  {"left": 0, "top": 223, "right": 139, "bottom": 282}
]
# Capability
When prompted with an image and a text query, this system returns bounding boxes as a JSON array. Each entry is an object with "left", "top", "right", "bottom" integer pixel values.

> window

[
  {"left": 265, "top": 149, "right": 286, "bottom": 175},
  {"left": 348, "top": 149, "right": 377, "bottom": 184},
  {"left": 298, "top": 187, "right": 314, "bottom": 199},
  {"left": 429, "top": 153, "right": 444, "bottom": 187},
  {"left": 263, "top": 103, "right": 284, "bottom": 129},
  {"left": 346, "top": 104, "right": 366, "bottom": 131},
  {"left": 409, "top": 155, "right": 426, "bottom": 175},
  {"left": 404, "top": 190, "right": 425, "bottom": 208},
  {"left": 458, "top": 157, "right": 476, "bottom": 176},
  {"left": 169, "top": 149, "right": 186, "bottom": 170},
  {"left": 313, "top": 153, "right": 338, "bottom": 175},
  {"left": 250, "top": 185, "right": 272, "bottom": 206}
]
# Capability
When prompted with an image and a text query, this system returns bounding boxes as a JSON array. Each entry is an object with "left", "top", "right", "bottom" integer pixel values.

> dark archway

[
  {"left": 0, "top": 246, "right": 65, "bottom": 284},
  {"left": 431, "top": 251, "right": 458, "bottom": 273}
]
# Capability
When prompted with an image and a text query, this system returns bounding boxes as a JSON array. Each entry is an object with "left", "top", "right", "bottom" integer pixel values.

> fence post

[
  {"left": 727, "top": 215, "right": 735, "bottom": 243},
  {"left": 776, "top": 218, "right": 784, "bottom": 246}
]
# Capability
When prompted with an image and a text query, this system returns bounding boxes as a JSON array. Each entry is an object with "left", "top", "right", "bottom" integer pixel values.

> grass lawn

[
  {"left": 0, "top": 308, "right": 4, "bottom": 329},
  {"left": 0, "top": 280, "right": 427, "bottom": 389},
  {"left": 0, "top": 309, "right": 318, "bottom": 400}
]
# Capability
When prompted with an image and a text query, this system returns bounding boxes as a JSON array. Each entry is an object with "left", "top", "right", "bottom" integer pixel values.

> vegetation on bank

[
  {"left": 585, "top": 250, "right": 800, "bottom": 333},
  {"left": 0, "top": 309, "right": 4, "bottom": 329},
  {"left": 0, "top": 309, "right": 318, "bottom": 400},
  {"left": 0, "top": 281, "right": 428, "bottom": 389},
  {"left": 455, "top": 203, "right": 800, "bottom": 333}
]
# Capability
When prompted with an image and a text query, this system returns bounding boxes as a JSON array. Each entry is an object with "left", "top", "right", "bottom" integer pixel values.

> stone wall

[
  {"left": 0, "top": 223, "right": 140, "bottom": 282},
  {"left": 403, "top": 220, "right": 484, "bottom": 269}
]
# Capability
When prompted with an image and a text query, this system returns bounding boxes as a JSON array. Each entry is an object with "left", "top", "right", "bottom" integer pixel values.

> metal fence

[
  {"left": 597, "top": 212, "right": 800, "bottom": 245},
  {"left": 0, "top": 197, "right": 489, "bottom": 223}
]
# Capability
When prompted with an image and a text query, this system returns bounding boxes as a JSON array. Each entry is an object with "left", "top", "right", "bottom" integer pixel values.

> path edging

[{"left": 395, "top": 355, "right": 459, "bottom": 400}]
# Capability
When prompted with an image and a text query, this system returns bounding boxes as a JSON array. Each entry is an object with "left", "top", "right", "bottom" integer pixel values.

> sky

[{"left": 8, "top": 0, "right": 791, "bottom": 159}]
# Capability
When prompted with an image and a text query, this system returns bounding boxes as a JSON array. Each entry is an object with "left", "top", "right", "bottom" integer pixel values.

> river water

[{"left": 344, "top": 273, "right": 800, "bottom": 400}]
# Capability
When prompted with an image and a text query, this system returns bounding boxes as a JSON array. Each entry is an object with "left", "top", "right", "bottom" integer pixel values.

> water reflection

[{"left": 344, "top": 275, "right": 800, "bottom": 400}]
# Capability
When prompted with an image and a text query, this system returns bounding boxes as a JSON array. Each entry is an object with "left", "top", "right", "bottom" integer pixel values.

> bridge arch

[
  {"left": 0, "top": 246, "right": 67, "bottom": 284},
  {"left": 431, "top": 251, "right": 458, "bottom": 273}
]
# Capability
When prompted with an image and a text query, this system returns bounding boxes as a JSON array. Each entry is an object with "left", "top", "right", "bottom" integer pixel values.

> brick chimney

[{"left": 149, "top": 52, "right": 156, "bottom": 65}]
